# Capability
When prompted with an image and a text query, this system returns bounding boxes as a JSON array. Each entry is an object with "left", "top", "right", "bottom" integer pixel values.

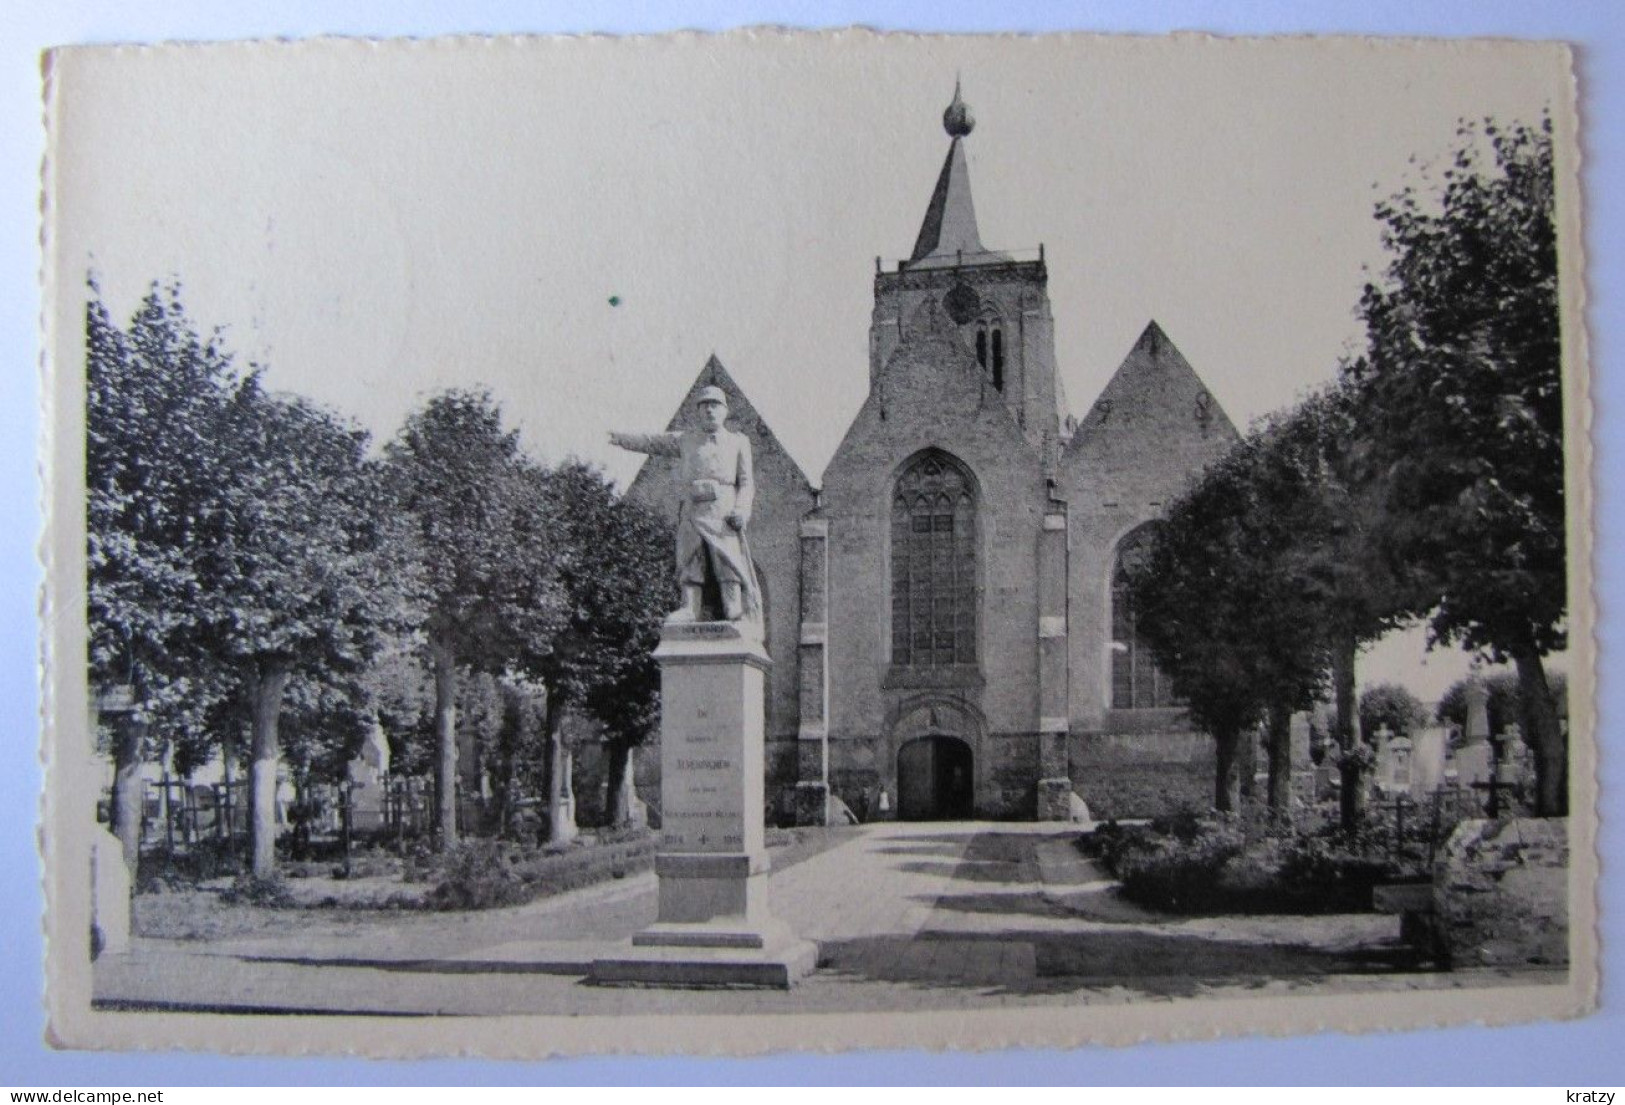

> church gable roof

[
  {"left": 1066, "top": 320, "right": 1239, "bottom": 463},
  {"left": 626, "top": 355, "right": 814, "bottom": 507}
]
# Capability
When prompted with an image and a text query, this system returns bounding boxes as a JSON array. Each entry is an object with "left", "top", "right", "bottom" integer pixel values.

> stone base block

[
  {"left": 654, "top": 851, "right": 771, "bottom": 925},
  {"left": 1036, "top": 777, "right": 1073, "bottom": 822},
  {"left": 591, "top": 921, "right": 819, "bottom": 988},
  {"left": 794, "top": 781, "right": 830, "bottom": 826}
]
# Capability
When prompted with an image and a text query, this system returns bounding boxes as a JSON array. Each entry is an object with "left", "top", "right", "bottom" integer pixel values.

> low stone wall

[{"left": 1434, "top": 817, "right": 1568, "bottom": 969}]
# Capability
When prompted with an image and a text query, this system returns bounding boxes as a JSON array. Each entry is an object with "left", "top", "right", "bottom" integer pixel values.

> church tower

[{"left": 868, "top": 81, "right": 1063, "bottom": 454}]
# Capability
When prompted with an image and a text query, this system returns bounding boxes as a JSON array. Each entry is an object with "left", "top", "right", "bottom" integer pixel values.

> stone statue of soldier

[{"left": 610, "top": 386, "right": 763, "bottom": 629}]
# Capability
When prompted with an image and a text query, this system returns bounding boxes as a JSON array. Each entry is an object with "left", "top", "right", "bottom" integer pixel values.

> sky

[{"left": 48, "top": 31, "right": 1574, "bottom": 700}]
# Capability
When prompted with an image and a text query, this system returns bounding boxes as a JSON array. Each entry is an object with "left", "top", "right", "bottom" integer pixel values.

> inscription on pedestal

[
  {"left": 663, "top": 740, "right": 746, "bottom": 850},
  {"left": 655, "top": 628, "right": 770, "bottom": 860},
  {"left": 664, "top": 621, "right": 741, "bottom": 641}
]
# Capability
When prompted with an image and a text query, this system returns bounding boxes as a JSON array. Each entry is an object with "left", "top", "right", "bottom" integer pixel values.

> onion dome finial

[{"left": 943, "top": 77, "right": 975, "bottom": 138}]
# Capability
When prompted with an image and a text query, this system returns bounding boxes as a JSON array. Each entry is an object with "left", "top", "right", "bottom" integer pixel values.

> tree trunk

[
  {"left": 1512, "top": 644, "right": 1566, "bottom": 817},
  {"left": 248, "top": 662, "right": 291, "bottom": 880},
  {"left": 1213, "top": 726, "right": 1242, "bottom": 813},
  {"left": 430, "top": 636, "right": 459, "bottom": 852},
  {"left": 547, "top": 702, "right": 578, "bottom": 844},
  {"left": 487, "top": 685, "right": 518, "bottom": 838},
  {"left": 1237, "top": 723, "right": 1258, "bottom": 803},
  {"left": 606, "top": 739, "right": 634, "bottom": 826},
  {"left": 1331, "top": 632, "right": 1365, "bottom": 832},
  {"left": 108, "top": 712, "right": 146, "bottom": 874},
  {"left": 1266, "top": 701, "right": 1294, "bottom": 820},
  {"left": 221, "top": 725, "right": 237, "bottom": 850}
]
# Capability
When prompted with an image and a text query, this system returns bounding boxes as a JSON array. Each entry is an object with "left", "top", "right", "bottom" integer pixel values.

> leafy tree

[
  {"left": 1358, "top": 682, "right": 1429, "bottom": 742},
  {"left": 200, "top": 380, "right": 421, "bottom": 876},
  {"left": 86, "top": 278, "right": 240, "bottom": 867},
  {"left": 275, "top": 668, "right": 376, "bottom": 855},
  {"left": 446, "top": 670, "right": 547, "bottom": 838},
  {"left": 279, "top": 670, "right": 375, "bottom": 786},
  {"left": 487, "top": 675, "right": 549, "bottom": 838},
  {"left": 521, "top": 462, "right": 674, "bottom": 838},
  {"left": 386, "top": 390, "right": 566, "bottom": 849},
  {"left": 1351, "top": 115, "right": 1568, "bottom": 814},
  {"left": 1273, "top": 385, "right": 1418, "bottom": 830},
  {"left": 364, "top": 637, "right": 435, "bottom": 779},
  {"left": 1123, "top": 423, "right": 1332, "bottom": 815}
]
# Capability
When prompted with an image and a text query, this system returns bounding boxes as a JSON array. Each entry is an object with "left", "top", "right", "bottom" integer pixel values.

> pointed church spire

[{"left": 907, "top": 80, "right": 1004, "bottom": 268}]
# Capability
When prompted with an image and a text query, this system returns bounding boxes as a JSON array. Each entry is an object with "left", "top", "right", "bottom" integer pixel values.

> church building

[{"left": 629, "top": 85, "right": 1240, "bottom": 823}]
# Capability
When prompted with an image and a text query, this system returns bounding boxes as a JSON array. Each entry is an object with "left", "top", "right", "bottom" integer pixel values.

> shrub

[
  {"left": 133, "top": 837, "right": 246, "bottom": 892},
  {"left": 1112, "top": 816, "right": 1247, "bottom": 911},
  {"left": 1083, "top": 805, "right": 1422, "bottom": 914},
  {"left": 219, "top": 873, "right": 295, "bottom": 908},
  {"left": 426, "top": 840, "right": 533, "bottom": 911},
  {"left": 425, "top": 833, "right": 658, "bottom": 911},
  {"left": 1276, "top": 835, "right": 1397, "bottom": 910}
]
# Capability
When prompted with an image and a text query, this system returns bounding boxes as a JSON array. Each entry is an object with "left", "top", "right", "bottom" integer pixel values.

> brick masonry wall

[
  {"left": 1069, "top": 730, "right": 1216, "bottom": 819},
  {"left": 871, "top": 262, "right": 1058, "bottom": 453}
]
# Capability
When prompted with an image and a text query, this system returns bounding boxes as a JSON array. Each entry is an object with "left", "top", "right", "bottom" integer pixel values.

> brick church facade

[{"left": 629, "top": 86, "right": 1240, "bottom": 822}]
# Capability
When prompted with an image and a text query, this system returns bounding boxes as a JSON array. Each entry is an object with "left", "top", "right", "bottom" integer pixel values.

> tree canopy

[
  {"left": 1352, "top": 116, "right": 1564, "bottom": 663},
  {"left": 1122, "top": 419, "right": 1334, "bottom": 812},
  {"left": 87, "top": 279, "right": 238, "bottom": 741},
  {"left": 1350, "top": 115, "right": 1568, "bottom": 813},
  {"left": 1358, "top": 682, "right": 1430, "bottom": 742},
  {"left": 385, "top": 389, "right": 567, "bottom": 847}
]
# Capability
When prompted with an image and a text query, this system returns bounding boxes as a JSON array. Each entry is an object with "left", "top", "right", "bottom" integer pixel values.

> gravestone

[
  {"left": 347, "top": 717, "right": 390, "bottom": 832},
  {"left": 1464, "top": 678, "right": 1491, "bottom": 744},
  {"left": 1410, "top": 725, "right": 1449, "bottom": 797},
  {"left": 590, "top": 620, "right": 818, "bottom": 987}
]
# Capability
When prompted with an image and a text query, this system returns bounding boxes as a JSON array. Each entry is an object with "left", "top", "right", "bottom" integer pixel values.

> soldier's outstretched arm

[{"left": 608, "top": 431, "right": 682, "bottom": 457}]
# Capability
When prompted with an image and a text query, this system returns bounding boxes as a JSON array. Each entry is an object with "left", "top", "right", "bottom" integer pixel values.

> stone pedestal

[
  {"left": 794, "top": 780, "right": 831, "bottom": 826},
  {"left": 1036, "top": 725, "right": 1072, "bottom": 822},
  {"left": 591, "top": 621, "right": 817, "bottom": 988},
  {"left": 1036, "top": 777, "right": 1073, "bottom": 821}
]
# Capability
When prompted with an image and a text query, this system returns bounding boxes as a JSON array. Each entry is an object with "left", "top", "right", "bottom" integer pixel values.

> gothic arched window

[
  {"left": 1111, "top": 525, "right": 1179, "bottom": 709},
  {"left": 891, "top": 451, "right": 976, "bottom": 667},
  {"left": 974, "top": 316, "right": 1005, "bottom": 392}
]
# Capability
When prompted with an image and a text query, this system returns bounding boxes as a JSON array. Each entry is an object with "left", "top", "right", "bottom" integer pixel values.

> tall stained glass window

[{"left": 890, "top": 451, "right": 976, "bottom": 667}]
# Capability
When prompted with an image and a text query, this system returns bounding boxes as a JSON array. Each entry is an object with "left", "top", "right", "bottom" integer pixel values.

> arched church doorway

[{"left": 896, "top": 736, "right": 974, "bottom": 820}]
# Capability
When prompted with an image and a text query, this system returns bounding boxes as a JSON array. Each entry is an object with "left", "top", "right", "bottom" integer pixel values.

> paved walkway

[{"left": 94, "top": 822, "right": 1544, "bottom": 1016}]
